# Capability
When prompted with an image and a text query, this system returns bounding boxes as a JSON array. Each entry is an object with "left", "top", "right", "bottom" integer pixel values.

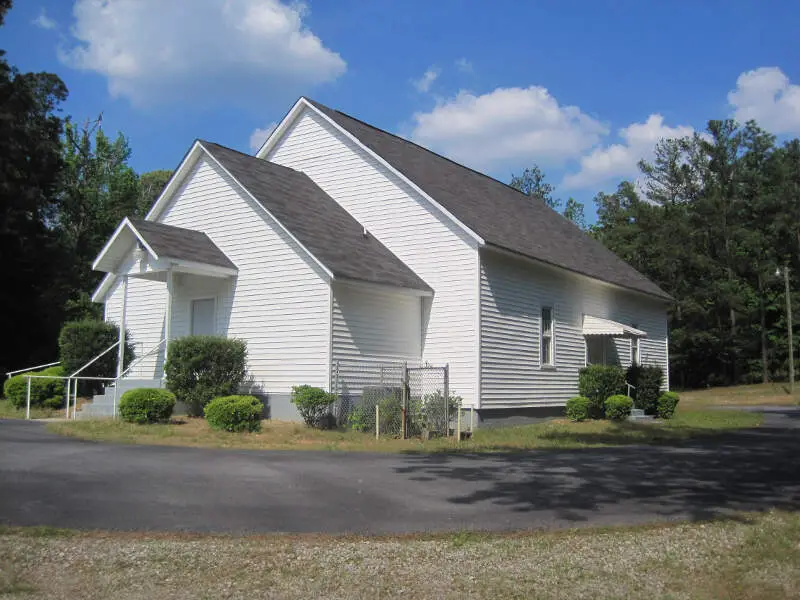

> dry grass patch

[
  {"left": 0, "top": 511, "right": 798, "bottom": 599},
  {"left": 0, "top": 399, "right": 62, "bottom": 420},
  {"left": 680, "top": 382, "right": 799, "bottom": 409},
  {"left": 46, "top": 405, "right": 762, "bottom": 454}
]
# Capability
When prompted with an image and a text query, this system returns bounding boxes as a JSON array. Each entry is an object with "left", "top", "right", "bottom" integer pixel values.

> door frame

[{"left": 190, "top": 296, "right": 218, "bottom": 336}]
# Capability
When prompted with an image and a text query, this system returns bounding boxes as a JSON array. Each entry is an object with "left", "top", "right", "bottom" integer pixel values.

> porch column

[
  {"left": 116, "top": 274, "right": 128, "bottom": 379},
  {"left": 164, "top": 267, "right": 174, "bottom": 361}
]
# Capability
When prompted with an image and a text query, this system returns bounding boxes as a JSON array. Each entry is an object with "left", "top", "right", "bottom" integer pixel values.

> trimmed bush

[
  {"left": 164, "top": 336, "right": 248, "bottom": 417},
  {"left": 604, "top": 394, "right": 634, "bottom": 421},
  {"left": 119, "top": 388, "right": 176, "bottom": 424},
  {"left": 578, "top": 365, "right": 626, "bottom": 419},
  {"left": 291, "top": 385, "right": 336, "bottom": 428},
  {"left": 205, "top": 395, "right": 263, "bottom": 432},
  {"left": 3, "top": 366, "right": 66, "bottom": 409},
  {"left": 657, "top": 391, "right": 680, "bottom": 420},
  {"left": 59, "top": 320, "right": 135, "bottom": 394},
  {"left": 565, "top": 396, "right": 591, "bottom": 421},
  {"left": 627, "top": 364, "right": 664, "bottom": 415}
]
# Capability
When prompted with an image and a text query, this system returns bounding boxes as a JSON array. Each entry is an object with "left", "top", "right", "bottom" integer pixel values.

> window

[
  {"left": 541, "top": 307, "right": 554, "bottom": 366},
  {"left": 631, "top": 337, "right": 640, "bottom": 365}
]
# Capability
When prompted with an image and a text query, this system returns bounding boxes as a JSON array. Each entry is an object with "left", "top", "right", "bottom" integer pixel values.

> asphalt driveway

[{"left": 0, "top": 408, "right": 798, "bottom": 534}]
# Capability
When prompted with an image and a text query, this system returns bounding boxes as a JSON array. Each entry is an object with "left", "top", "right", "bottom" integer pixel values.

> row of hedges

[
  {"left": 3, "top": 366, "right": 66, "bottom": 409},
  {"left": 566, "top": 391, "right": 680, "bottom": 422},
  {"left": 578, "top": 364, "right": 665, "bottom": 418}
]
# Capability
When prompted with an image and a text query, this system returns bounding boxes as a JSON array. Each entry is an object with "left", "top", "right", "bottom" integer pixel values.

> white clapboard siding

[
  {"left": 267, "top": 107, "right": 480, "bottom": 405},
  {"left": 480, "top": 250, "right": 669, "bottom": 408},
  {"left": 331, "top": 282, "right": 422, "bottom": 394},
  {"left": 104, "top": 262, "right": 167, "bottom": 378},
  {"left": 150, "top": 156, "right": 331, "bottom": 393}
]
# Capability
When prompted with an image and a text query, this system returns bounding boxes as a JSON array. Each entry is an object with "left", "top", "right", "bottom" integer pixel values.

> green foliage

[
  {"left": 119, "top": 388, "right": 175, "bottom": 424},
  {"left": 565, "top": 396, "right": 591, "bottom": 422},
  {"left": 136, "top": 169, "right": 172, "bottom": 217},
  {"left": 204, "top": 395, "right": 263, "bottom": 432},
  {"left": 510, "top": 165, "right": 560, "bottom": 210},
  {"left": 3, "top": 366, "right": 65, "bottom": 409},
  {"left": 563, "top": 197, "right": 586, "bottom": 229},
  {"left": 164, "top": 336, "right": 247, "bottom": 417},
  {"left": 657, "top": 391, "right": 680, "bottom": 420},
  {"left": 58, "top": 320, "right": 135, "bottom": 394},
  {"left": 348, "top": 403, "right": 372, "bottom": 432},
  {"left": 604, "top": 395, "right": 634, "bottom": 421},
  {"left": 627, "top": 364, "right": 664, "bottom": 415},
  {"left": 291, "top": 385, "right": 336, "bottom": 428},
  {"left": 578, "top": 365, "right": 626, "bottom": 419}
]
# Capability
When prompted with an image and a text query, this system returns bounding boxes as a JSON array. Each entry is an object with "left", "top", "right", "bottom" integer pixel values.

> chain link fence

[{"left": 333, "top": 359, "right": 459, "bottom": 439}]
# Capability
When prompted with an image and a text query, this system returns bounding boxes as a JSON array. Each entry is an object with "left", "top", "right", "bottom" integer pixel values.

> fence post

[
  {"left": 64, "top": 378, "right": 71, "bottom": 419},
  {"left": 375, "top": 404, "right": 380, "bottom": 440},
  {"left": 25, "top": 376, "right": 31, "bottom": 420},
  {"left": 443, "top": 363, "right": 450, "bottom": 437},
  {"left": 457, "top": 399, "right": 462, "bottom": 442},
  {"left": 73, "top": 381, "right": 79, "bottom": 420},
  {"left": 401, "top": 362, "right": 408, "bottom": 439}
]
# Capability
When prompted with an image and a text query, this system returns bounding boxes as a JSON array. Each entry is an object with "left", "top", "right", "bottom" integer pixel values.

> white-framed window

[
  {"left": 631, "top": 337, "right": 641, "bottom": 365},
  {"left": 541, "top": 306, "right": 554, "bottom": 366}
]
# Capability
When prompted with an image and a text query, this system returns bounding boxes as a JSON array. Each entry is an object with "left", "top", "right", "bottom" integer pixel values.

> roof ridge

[
  {"left": 198, "top": 139, "right": 302, "bottom": 175},
  {"left": 303, "top": 98, "right": 543, "bottom": 205}
]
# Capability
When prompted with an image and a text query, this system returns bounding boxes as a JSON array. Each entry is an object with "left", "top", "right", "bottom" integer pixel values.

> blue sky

[{"left": 4, "top": 0, "right": 800, "bottom": 214}]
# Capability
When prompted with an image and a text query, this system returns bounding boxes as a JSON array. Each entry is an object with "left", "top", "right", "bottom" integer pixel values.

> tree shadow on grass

[{"left": 394, "top": 408, "right": 800, "bottom": 524}]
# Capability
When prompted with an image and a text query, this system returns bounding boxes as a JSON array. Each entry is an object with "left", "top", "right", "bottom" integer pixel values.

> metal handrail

[
  {"left": 110, "top": 338, "right": 167, "bottom": 418},
  {"left": 68, "top": 341, "right": 120, "bottom": 378},
  {"left": 6, "top": 361, "right": 60, "bottom": 378}
]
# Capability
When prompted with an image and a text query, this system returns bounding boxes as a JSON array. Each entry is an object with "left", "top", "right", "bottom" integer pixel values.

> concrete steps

[
  {"left": 628, "top": 408, "right": 655, "bottom": 422},
  {"left": 76, "top": 378, "right": 163, "bottom": 419}
]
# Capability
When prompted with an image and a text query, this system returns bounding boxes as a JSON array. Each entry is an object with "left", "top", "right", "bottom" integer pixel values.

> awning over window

[{"left": 582, "top": 315, "right": 647, "bottom": 338}]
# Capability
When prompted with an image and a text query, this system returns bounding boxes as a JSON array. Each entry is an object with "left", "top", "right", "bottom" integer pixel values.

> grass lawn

[
  {"left": 1, "top": 511, "right": 797, "bottom": 599},
  {"left": 46, "top": 401, "right": 762, "bottom": 453},
  {"left": 0, "top": 399, "right": 63, "bottom": 420}
]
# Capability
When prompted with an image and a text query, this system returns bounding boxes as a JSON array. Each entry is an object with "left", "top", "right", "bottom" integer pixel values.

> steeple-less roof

[
  {"left": 200, "top": 141, "right": 431, "bottom": 292},
  {"left": 304, "top": 98, "right": 670, "bottom": 301}
]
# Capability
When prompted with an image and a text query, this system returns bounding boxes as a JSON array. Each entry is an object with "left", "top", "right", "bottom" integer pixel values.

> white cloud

[
  {"left": 561, "top": 115, "right": 694, "bottom": 190},
  {"left": 729, "top": 66, "right": 800, "bottom": 134},
  {"left": 412, "top": 66, "right": 440, "bottom": 93},
  {"left": 32, "top": 8, "right": 57, "bottom": 30},
  {"left": 249, "top": 121, "right": 277, "bottom": 152},
  {"left": 455, "top": 58, "right": 472, "bottom": 73},
  {"left": 59, "top": 0, "right": 346, "bottom": 106},
  {"left": 409, "top": 86, "right": 608, "bottom": 170}
]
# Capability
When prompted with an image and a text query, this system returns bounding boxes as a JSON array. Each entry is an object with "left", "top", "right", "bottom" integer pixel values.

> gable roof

[
  {"left": 129, "top": 219, "right": 237, "bottom": 270},
  {"left": 199, "top": 141, "right": 431, "bottom": 293},
  {"left": 303, "top": 98, "right": 671, "bottom": 301}
]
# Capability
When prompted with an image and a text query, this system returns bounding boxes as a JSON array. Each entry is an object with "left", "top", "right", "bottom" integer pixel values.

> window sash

[{"left": 541, "top": 307, "right": 554, "bottom": 366}]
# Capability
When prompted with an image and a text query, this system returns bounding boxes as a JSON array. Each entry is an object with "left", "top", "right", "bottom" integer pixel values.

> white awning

[{"left": 583, "top": 315, "right": 647, "bottom": 338}]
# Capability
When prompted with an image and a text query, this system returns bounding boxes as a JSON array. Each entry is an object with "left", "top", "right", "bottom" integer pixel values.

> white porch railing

[{"left": 6, "top": 361, "right": 60, "bottom": 378}]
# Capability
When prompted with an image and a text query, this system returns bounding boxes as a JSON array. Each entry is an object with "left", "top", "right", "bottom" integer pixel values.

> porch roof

[
  {"left": 582, "top": 315, "right": 647, "bottom": 338},
  {"left": 92, "top": 217, "right": 237, "bottom": 276}
]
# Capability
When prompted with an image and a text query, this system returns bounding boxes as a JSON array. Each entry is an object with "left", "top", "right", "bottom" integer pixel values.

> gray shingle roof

[
  {"left": 199, "top": 141, "right": 431, "bottom": 292},
  {"left": 131, "top": 219, "right": 236, "bottom": 270},
  {"left": 305, "top": 99, "right": 671, "bottom": 301}
]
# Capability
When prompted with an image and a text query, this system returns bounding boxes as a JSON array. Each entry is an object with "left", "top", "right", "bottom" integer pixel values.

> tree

[
  {"left": 562, "top": 197, "right": 586, "bottom": 229},
  {"left": 510, "top": 165, "right": 561, "bottom": 209},
  {"left": 57, "top": 118, "right": 140, "bottom": 300},
  {"left": 136, "top": 169, "right": 172, "bottom": 218},
  {"left": 0, "top": 0, "right": 69, "bottom": 377}
]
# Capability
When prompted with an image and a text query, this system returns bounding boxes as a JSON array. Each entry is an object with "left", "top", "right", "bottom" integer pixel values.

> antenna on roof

[{"left": 362, "top": 226, "right": 368, "bottom": 238}]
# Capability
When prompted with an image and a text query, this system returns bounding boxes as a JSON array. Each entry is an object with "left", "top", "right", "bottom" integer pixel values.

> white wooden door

[{"left": 191, "top": 298, "right": 216, "bottom": 336}]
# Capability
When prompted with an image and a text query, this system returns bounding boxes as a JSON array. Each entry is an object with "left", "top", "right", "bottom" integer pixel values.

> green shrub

[
  {"left": 565, "top": 396, "right": 591, "bottom": 421},
  {"left": 164, "top": 336, "right": 248, "bottom": 417},
  {"left": 604, "top": 394, "right": 634, "bottom": 421},
  {"left": 578, "top": 365, "right": 626, "bottom": 419},
  {"left": 205, "top": 395, "right": 263, "bottom": 432},
  {"left": 657, "top": 391, "right": 680, "bottom": 419},
  {"left": 119, "top": 388, "right": 176, "bottom": 424},
  {"left": 348, "top": 403, "right": 372, "bottom": 432},
  {"left": 59, "top": 320, "right": 135, "bottom": 394},
  {"left": 3, "top": 366, "right": 66, "bottom": 409},
  {"left": 291, "top": 385, "right": 336, "bottom": 428},
  {"left": 627, "top": 364, "right": 664, "bottom": 415}
]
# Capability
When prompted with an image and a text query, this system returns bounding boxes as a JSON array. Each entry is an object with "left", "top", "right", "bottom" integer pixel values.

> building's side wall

[
  {"left": 106, "top": 156, "right": 332, "bottom": 419},
  {"left": 267, "top": 107, "right": 480, "bottom": 405},
  {"left": 331, "top": 281, "right": 422, "bottom": 395},
  {"left": 479, "top": 250, "right": 669, "bottom": 408}
]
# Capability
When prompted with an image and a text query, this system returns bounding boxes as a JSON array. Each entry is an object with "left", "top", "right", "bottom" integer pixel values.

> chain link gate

[{"left": 333, "top": 360, "right": 454, "bottom": 439}]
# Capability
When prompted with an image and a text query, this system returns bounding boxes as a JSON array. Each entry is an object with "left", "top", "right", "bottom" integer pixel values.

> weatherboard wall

[
  {"left": 479, "top": 250, "right": 669, "bottom": 408},
  {"left": 267, "top": 106, "right": 480, "bottom": 406}
]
